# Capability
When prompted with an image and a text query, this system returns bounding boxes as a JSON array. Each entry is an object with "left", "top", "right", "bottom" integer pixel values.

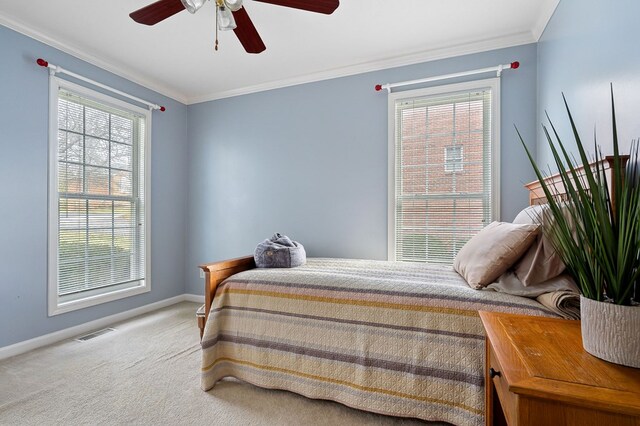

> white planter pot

[{"left": 580, "top": 295, "right": 640, "bottom": 368}]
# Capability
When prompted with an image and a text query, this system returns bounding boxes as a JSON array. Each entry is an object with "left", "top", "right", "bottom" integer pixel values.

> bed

[
  {"left": 200, "top": 258, "right": 556, "bottom": 425},
  {"left": 197, "top": 157, "right": 624, "bottom": 425}
]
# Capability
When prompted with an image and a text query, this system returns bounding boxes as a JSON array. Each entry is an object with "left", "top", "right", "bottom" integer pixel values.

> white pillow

[{"left": 513, "top": 204, "right": 546, "bottom": 225}]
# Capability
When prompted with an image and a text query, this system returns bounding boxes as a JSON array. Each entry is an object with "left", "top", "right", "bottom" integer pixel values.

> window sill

[{"left": 48, "top": 282, "right": 150, "bottom": 316}]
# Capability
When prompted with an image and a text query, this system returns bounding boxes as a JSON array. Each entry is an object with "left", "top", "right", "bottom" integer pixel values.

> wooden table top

[{"left": 479, "top": 311, "right": 640, "bottom": 417}]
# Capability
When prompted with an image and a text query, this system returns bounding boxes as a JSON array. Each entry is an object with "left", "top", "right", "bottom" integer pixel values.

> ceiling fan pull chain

[{"left": 214, "top": 5, "right": 219, "bottom": 51}]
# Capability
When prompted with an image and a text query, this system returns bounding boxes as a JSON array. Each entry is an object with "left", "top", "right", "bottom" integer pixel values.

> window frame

[
  {"left": 387, "top": 78, "right": 501, "bottom": 261},
  {"left": 48, "top": 77, "right": 152, "bottom": 316},
  {"left": 444, "top": 145, "right": 464, "bottom": 173}
]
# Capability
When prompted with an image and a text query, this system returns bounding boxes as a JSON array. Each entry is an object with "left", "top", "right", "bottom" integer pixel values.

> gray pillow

[
  {"left": 512, "top": 205, "right": 566, "bottom": 286},
  {"left": 254, "top": 233, "right": 306, "bottom": 268}
]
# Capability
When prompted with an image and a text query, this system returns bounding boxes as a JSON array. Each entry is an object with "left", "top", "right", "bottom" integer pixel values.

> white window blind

[
  {"left": 389, "top": 80, "right": 498, "bottom": 264},
  {"left": 49, "top": 78, "right": 150, "bottom": 314}
]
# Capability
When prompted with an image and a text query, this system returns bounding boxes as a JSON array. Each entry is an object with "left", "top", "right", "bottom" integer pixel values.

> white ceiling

[{"left": 0, "top": 0, "right": 559, "bottom": 104}]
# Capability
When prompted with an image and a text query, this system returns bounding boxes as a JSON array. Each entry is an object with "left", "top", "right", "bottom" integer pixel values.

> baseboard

[
  {"left": 184, "top": 294, "right": 205, "bottom": 303},
  {"left": 0, "top": 294, "right": 198, "bottom": 361}
]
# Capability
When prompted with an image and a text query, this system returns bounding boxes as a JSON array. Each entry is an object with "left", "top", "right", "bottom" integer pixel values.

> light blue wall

[
  {"left": 186, "top": 44, "right": 539, "bottom": 295},
  {"left": 0, "top": 25, "right": 188, "bottom": 348},
  {"left": 537, "top": 0, "right": 640, "bottom": 166}
]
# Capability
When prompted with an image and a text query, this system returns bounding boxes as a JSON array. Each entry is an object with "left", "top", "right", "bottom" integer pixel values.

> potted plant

[{"left": 518, "top": 88, "right": 639, "bottom": 368}]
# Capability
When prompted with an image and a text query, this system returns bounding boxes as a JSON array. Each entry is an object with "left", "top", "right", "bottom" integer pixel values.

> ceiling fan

[{"left": 130, "top": 0, "right": 339, "bottom": 54}]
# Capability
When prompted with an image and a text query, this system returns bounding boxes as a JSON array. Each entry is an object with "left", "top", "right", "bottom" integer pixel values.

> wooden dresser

[{"left": 479, "top": 311, "right": 640, "bottom": 426}]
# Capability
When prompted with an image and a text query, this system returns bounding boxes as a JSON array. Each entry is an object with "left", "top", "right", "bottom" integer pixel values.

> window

[
  {"left": 388, "top": 79, "right": 500, "bottom": 264},
  {"left": 48, "top": 78, "right": 150, "bottom": 315},
  {"left": 444, "top": 145, "right": 464, "bottom": 173}
]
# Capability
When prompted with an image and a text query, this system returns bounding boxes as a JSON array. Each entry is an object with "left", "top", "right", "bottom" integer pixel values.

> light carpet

[{"left": 0, "top": 302, "right": 433, "bottom": 425}]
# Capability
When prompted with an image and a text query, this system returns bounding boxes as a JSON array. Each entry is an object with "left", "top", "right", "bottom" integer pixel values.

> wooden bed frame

[
  {"left": 197, "top": 156, "right": 628, "bottom": 338},
  {"left": 197, "top": 256, "right": 255, "bottom": 339}
]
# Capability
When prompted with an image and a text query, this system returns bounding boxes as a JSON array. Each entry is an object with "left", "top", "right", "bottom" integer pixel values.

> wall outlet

[{"left": 199, "top": 269, "right": 205, "bottom": 279}]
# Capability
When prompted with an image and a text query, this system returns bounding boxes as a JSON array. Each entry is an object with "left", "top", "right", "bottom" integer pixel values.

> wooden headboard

[
  {"left": 198, "top": 256, "right": 256, "bottom": 338},
  {"left": 525, "top": 155, "right": 629, "bottom": 207}
]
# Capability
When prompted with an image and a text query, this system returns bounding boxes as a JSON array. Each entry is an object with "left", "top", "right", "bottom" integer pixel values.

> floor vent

[{"left": 75, "top": 328, "right": 116, "bottom": 342}]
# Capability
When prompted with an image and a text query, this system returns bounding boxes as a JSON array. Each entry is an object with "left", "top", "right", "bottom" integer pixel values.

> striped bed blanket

[{"left": 201, "top": 258, "right": 556, "bottom": 425}]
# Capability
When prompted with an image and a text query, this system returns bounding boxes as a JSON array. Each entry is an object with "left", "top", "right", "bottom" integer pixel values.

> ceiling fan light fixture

[
  {"left": 224, "top": 0, "right": 243, "bottom": 12},
  {"left": 180, "top": 0, "right": 206, "bottom": 14},
  {"left": 217, "top": 5, "right": 237, "bottom": 30}
]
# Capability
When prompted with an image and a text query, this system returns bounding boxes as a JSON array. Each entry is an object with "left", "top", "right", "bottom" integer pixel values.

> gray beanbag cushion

[{"left": 254, "top": 233, "right": 306, "bottom": 268}]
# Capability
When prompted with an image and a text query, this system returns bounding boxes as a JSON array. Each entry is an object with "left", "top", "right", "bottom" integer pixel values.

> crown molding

[
  {"left": 532, "top": 0, "right": 560, "bottom": 40},
  {"left": 187, "top": 30, "right": 536, "bottom": 105},
  {"left": 0, "top": 14, "right": 188, "bottom": 105}
]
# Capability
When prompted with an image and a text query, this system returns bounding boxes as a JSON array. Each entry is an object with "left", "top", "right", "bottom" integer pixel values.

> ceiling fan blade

[
  {"left": 130, "top": 0, "right": 186, "bottom": 25},
  {"left": 253, "top": 0, "right": 339, "bottom": 14},
  {"left": 232, "top": 8, "right": 267, "bottom": 54}
]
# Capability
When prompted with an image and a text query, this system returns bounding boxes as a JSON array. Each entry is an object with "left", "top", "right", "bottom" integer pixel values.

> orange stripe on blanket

[
  {"left": 218, "top": 288, "right": 479, "bottom": 317},
  {"left": 203, "top": 357, "right": 483, "bottom": 416}
]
